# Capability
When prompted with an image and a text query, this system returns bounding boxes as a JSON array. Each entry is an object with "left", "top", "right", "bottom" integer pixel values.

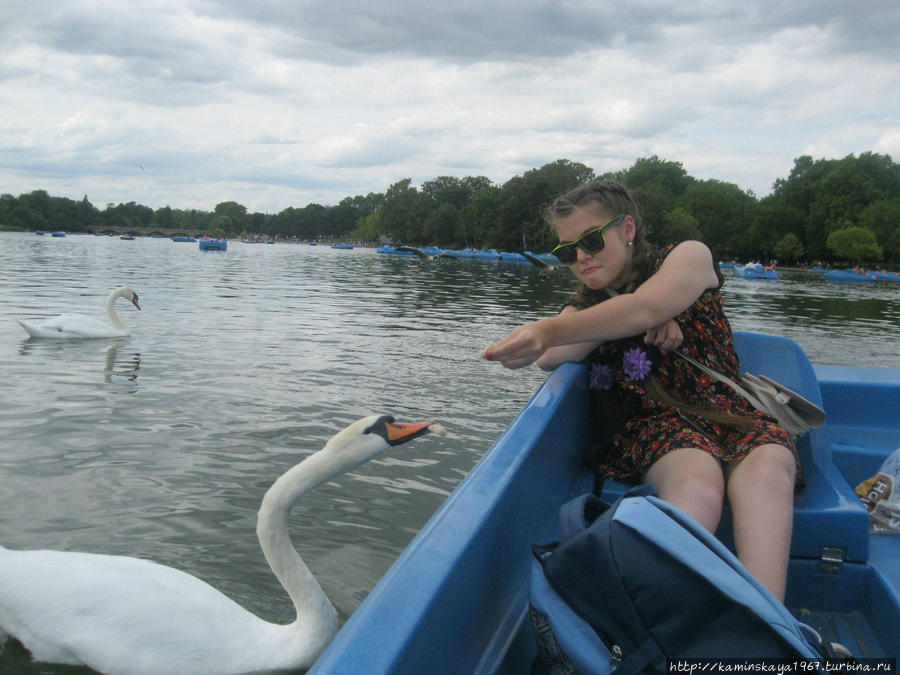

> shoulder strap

[
  {"left": 557, "top": 485, "right": 656, "bottom": 543},
  {"left": 673, "top": 349, "right": 770, "bottom": 413}
]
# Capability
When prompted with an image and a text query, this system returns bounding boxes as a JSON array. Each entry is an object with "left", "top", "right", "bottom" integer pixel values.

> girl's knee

[
  {"left": 648, "top": 451, "right": 725, "bottom": 531},
  {"left": 728, "top": 444, "right": 796, "bottom": 496}
]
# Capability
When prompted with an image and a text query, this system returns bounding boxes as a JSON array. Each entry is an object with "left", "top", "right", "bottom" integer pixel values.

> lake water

[{"left": 0, "top": 232, "right": 898, "bottom": 673}]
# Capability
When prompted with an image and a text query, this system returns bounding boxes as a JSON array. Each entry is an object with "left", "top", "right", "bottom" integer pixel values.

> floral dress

[{"left": 573, "top": 244, "right": 801, "bottom": 485}]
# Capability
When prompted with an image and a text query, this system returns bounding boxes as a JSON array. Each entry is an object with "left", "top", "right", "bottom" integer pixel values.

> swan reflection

[
  {"left": 104, "top": 341, "right": 141, "bottom": 383},
  {"left": 18, "top": 338, "right": 141, "bottom": 384}
]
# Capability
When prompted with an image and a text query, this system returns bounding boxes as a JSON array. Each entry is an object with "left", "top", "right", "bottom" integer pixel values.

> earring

[{"left": 626, "top": 240, "right": 633, "bottom": 247}]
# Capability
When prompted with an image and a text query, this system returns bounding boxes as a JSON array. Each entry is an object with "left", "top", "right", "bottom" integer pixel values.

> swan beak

[
  {"left": 385, "top": 420, "right": 433, "bottom": 446},
  {"left": 131, "top": 295, "right": 142, "bottom": 311}
]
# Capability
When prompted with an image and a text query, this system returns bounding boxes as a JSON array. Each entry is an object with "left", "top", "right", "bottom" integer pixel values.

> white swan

[
  {"left": 17, "top": 286, "right": 141, "bottom": 339},
  {"left": 0, "top": 415, "right": 443, "bottom": 675}
]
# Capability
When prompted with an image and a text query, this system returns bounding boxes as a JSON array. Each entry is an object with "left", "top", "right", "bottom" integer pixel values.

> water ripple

[{"left": 0, "top": 235, "right": 897, "bottom": 673}]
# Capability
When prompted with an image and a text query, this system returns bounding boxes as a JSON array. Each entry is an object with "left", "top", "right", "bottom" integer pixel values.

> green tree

[
  {"left": 773, "top": 233, "right": 804, "bottom": 263},
  {"left": 826, "top": 226, "right": 883, "bottom": 264},
  {"left": 154, "top": 206, "right": 175, "bottom": 229},
  {"left": 659, "top": 207, "right": 702, "bottom": 244},
  {"left": 423, "top": 203, "right": 459, "bottom": 246},
  {"left": 377, "top": 179, "right": 432, "bottom": 243},
  {"left": 859, "top": 198, "right": 900, "bottom": 263},
  {"left": 353, "top": 212, "right": 381, "bottom": 242},
  {"left": 675, "top": 179, "right": 756, "bottom": 256},
  {"left": 618, "top": 157, "right": 693, "bottom": 235}
]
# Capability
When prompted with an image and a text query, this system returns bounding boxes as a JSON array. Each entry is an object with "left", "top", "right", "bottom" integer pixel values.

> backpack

[{"left": 529, "top": 485, "right": 831, "bottom": 675}]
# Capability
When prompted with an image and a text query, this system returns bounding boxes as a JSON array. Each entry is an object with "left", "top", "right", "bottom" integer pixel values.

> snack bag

[{"left": 855, "top": 447, "right": 900, "bottom": 533}]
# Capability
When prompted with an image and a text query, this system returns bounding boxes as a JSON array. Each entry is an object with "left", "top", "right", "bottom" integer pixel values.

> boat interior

[{"left": 311, "top": 331, "right": 900, "bottom": 673}]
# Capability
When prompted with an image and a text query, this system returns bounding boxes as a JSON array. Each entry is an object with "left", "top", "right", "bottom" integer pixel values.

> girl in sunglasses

[{"left": 485, "top": 180, "right": 799, "bottom": 601}]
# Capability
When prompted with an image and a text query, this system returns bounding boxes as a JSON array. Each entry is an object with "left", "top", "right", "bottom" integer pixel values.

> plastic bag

[{"left": 855, "top": 447, "right": 900, "bottom": 533}]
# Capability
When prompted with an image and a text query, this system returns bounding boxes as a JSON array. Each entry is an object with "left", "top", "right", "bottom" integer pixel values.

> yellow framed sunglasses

[{"left": 551, "top": 214, "right": 625, "bottom": 264}]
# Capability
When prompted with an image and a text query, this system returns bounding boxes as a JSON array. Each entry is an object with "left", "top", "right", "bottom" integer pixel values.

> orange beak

[{"left": 385, "top": 420, "right": 433, "bottom": 446}]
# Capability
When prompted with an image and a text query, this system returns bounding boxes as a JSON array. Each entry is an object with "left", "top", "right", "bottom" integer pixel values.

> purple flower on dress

[
  {"left": 623, "top": 347, "right": 653, "bottom": 381},
  {"left": 589, "top": 363, "right": 615, "bottom": 391}
]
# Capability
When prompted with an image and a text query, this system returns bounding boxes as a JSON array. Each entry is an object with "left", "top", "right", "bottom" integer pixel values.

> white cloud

[{"left": 1, "top": 0, "right": 898, "bottom": 212}]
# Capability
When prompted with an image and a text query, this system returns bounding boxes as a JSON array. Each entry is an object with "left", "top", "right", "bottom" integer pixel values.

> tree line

[{"left": 2, "top": 152, "right": 898, "bottom": 265}]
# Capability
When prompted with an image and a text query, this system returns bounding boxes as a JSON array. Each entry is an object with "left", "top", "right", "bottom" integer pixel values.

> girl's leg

[
  {"left": 645, "top": 448, "right": 725, "bottom": 533},
  {"left": 725, "top": 444, "right": 796, "bottom": 601}
]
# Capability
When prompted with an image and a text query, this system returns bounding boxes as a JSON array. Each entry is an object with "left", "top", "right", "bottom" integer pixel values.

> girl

[{"left": 486, "top": 180, "right": 799, "bottom": 600}]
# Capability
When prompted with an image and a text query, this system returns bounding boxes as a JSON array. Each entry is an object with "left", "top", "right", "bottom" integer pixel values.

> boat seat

[{"left": 599, "top": 332, "right": 870, "bottom": 563}]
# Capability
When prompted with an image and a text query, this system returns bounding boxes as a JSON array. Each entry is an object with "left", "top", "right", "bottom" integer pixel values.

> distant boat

[
  {"left": 120, "top": 234, "right": 135, "bottom": 241},
  {"left": 51, "top": 231, "right": 66, "bottom": 237},
  {"left": 35, "top": 231, "right": 46, "bottom": 236},
  {"left": 331, "top": 243, "right": 354, "bottom": 250},
  {"left": 871, "top": 271, "right": 900, "bottom": 281},
  {"left": 199, "top": 237, "right": 227, "bottom": 252},
  {"left": 171, "top": 236, "right": 197, "bottom": 243},
  {"left": 824, "top": 269, "right": 875, "bottom": 283},
  {"left": 733, "top": 264, "right": 778, "bottom": 280}
]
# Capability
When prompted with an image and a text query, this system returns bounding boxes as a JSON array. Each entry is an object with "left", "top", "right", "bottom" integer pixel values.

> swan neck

[
  {"left": 257, "top": 451, "right": 340, "bottom": 636},
  {"left": 106, "top": 292, "right": 125, "bottom": 330}
]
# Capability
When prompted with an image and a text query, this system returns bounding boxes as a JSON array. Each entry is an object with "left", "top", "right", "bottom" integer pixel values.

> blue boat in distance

[
  {"left": 199, "top": 237, "right": 227, "bottom": 251},
  {"left": 825, "top": 269, "right": 875, "bottom": 283}
]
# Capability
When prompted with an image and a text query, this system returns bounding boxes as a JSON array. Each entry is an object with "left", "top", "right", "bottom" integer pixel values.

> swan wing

[
  {"left": 0, "top": 547, "right": 294, "bottom": 675},
  {"left": 18, "top": 314, "right": 128, "bottom": 339}
]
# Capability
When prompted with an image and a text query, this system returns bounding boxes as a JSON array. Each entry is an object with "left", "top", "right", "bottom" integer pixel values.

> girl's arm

[
  {"left": 535, "top": 305, "right": 599, "bottom": 370},
  {"left": 535, "top": 311, "right": 684, "bottom": 371},
  {"left": 488, "top": 241, "right": 718, "bottom": 370}
]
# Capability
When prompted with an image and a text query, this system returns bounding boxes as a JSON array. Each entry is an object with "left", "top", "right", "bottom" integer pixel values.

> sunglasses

[{"left": 551, "top": 214, "right": 626, "bottom": 264}]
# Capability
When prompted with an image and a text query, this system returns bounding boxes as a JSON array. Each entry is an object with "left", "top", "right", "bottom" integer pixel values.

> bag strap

[
  {"left": 673, "top": 349, "right": 771, "bottom": 413},
  {"left": 605, "top": 283, "right": 768, "bottom": 414},
  {"left": 557, "top": 485, "right": 656, "bottom": 543}
]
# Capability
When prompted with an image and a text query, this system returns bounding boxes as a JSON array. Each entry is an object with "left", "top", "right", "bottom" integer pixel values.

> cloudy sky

[{"left": 2, "top": 0, "right": 899, "bottom": 214}]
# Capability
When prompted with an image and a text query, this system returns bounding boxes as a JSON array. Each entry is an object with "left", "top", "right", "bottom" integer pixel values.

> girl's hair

[{"left": 550, "top": 181, "right": 758, "bottom": 442}]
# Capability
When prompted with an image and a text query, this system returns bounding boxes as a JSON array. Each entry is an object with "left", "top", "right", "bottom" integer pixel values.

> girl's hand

[
  {"left": 644, "top": 319, "right": 682, "bottom": 354},
  {"left": 485, "top": 319, "right": 553, "bottom": 369}
]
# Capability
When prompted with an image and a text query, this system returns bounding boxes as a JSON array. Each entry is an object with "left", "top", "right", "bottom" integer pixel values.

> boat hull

[
  {"left": 311, "top": 332, "right": 900, "bottom": 672},
  {"left": 824, "top": 270, "right": 875, "bottom": 282},
  {"left": 198, "top": 239, "right": 227, "bottom": 251}
]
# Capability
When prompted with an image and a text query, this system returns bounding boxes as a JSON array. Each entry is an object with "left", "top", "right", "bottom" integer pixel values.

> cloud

[{"left": 1, "top": 1, "right": 898, "bottom": 213}]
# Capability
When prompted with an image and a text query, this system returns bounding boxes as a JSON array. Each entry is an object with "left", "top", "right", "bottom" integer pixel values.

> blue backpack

[{"left": 529, "top": 485, "right": 831, "bottom": 674}]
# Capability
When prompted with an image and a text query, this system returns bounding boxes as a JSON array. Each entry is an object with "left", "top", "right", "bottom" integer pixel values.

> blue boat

[
  {"left": 51, "top": 231, "right": 66, "bottom": 237},
  {"left": 310, "top": 331, "right": 900, "bottom": 672},
  {"left": 824, "top": 270, "right": 875, "bottom": 283},
  {"left": 733, "top": 265, "right": 778, "bottom": 280},
  {"left": 872, "top": 271, "right": 900, "bottom": 281},
  {"left": 331, "top": 243, "right": 354, "bottom": 250},
  {"left": 171, "top": 236, "right": 197, "bottom": 243},
  {"left": 198, "top": 237, "right": 227, "bottom": 251}
]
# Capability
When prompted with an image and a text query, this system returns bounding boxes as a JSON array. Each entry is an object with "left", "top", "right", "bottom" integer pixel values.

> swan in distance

[
  {"left": 395, "top": 245, "right": 457, "bottom": 261},
  {"left": 0, "top": 415, "right": 444, "bottom": 674},
  {"left": 520, "top": 251, "right": 560, "bottom": 274},
  {"left": 17, "top": 286, "right": 141, "bottom": 339}
]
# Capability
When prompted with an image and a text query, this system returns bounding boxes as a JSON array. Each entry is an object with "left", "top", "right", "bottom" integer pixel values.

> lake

[{"left": 0, "top": 232, "right": 898, "bottom": 673}]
